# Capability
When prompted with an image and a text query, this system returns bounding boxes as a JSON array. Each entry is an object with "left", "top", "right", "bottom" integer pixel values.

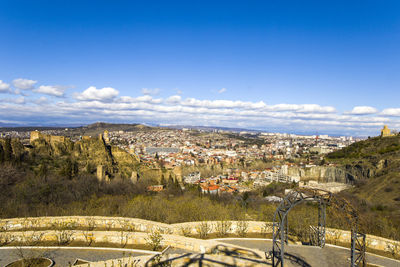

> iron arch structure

[{"left": 271, "top": 188, "right": 366, "bottom": 267}]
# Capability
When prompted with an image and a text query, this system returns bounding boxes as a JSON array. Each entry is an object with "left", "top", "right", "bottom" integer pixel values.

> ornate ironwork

[
  {"left": 271, "top": 188, "right": 366, "bottom": 267},
  {"left": 351, "top": 231, "right": 366, "bottom": 266}
]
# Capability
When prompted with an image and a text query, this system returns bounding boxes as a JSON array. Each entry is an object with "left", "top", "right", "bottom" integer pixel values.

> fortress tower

[
  {"left": 103, "top": 130, "right": 110, "bottom": 143},
  {"left": 381, "top": 125, "right": 392, "bottom": 137},
  {"left": 30, "top": 130, "right": 42, "bottom": 143}
]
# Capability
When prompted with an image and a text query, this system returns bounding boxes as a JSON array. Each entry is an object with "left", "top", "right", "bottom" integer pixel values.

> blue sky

[{"left": 0, "top": 0, "right": 400, "bottom": 135}]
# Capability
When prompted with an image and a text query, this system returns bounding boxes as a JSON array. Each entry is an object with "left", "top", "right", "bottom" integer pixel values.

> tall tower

[
  {"left": 103, "top": 130, "right": 110, "bottom": 143},
  {"left": 381, "top": 125, "right": 391, "bottom": 137}
]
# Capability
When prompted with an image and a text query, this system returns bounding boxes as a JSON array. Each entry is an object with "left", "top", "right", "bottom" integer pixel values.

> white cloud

[
  {"left": 119, "top": 95, "right": 162, "bottom": 104},
  {"left": 0, "top": 80, "right": 11, "bottom": 93},
  {"left": 75, "top": 86, "right": 119, "bottom": 102},
  {"left": 181, "top": 98, "right": 267, "bottom": 109},
  {"left": 166, "top": 95, "right": 182, "bottom": 104},
  {"left": 142, "top": 88, "right": 160, "bottom": 95},
  {"left": 267, "top": 104, "right": 336, "bottom": 113},
  {"left": 12, "top": 78, "right": 37, "bottom": 90},
  {"left": 14, "top": 97, "right": 26, "bottom": 104},
  {"left": 34, "top": 85, "right": 66, "bottom": 97},
  {"left": 13, "top": 88, "right": 30, "bottom": 96},
  {"left": 218, "top": 88, "right": 227, "bottom": 94},
  {"left": 345, "top": 106, "right": 378, "bottom": 115},
  {"left": 381, "top": 108, "right": 400, "bottom": 117},
  {"left": 2, "top": 78, "right": 399, "bottom": 135},
  {"left": 35, "top": 96, "right": 49, "bottom": 105}
]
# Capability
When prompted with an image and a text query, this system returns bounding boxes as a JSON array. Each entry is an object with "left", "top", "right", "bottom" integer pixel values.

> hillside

[
  {"left": 0, "top": 133, "right": 140, "bottom": 180},
  {"left": 326, "top": 135, "right": 400, "bottom": 218}
]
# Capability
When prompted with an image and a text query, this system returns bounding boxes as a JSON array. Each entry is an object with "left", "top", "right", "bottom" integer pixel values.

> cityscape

[{"left": 0, "top": 1, "right": 400, "bottom": 266}]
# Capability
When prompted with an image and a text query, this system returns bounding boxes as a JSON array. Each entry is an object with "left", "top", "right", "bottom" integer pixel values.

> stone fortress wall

[
  {"left": 30, "top": 130, "right": 67, "bottom": 144},
  {"left": 0, "top": 216, "right": 399, "bottom": 254}
]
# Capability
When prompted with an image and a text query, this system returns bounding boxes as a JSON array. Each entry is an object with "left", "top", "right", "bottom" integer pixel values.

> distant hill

[
  {"left": 0, "top": 122, "right": 155, "bottom": 137},
  {"left": 74, "top": 122, "right": 154, "bottom": 136},
  {"left": 326, "top": 135, "right": 400, "bottom": 211}
]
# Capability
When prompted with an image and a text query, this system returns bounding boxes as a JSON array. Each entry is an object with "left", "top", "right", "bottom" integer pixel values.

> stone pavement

[
  {"left": 217, "top": 238, "right": 400, "bottom": 267},
  {"left": 0, "top": 247, "right": 152, "bottom": 266}
]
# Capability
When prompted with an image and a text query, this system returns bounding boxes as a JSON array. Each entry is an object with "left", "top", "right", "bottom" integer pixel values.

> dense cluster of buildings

[
  {"left": 106, "top": 129, "right": 358, "bottom": 169},
  {"left": 183, "top": 165, "right": 300, "bottom": 194}
]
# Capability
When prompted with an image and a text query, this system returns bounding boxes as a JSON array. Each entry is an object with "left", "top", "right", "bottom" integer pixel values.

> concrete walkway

[
  {"left": 0, "top": 247, "right": 155, "bottom": 266},
  {"left": 214, "top": 238, "right": 400, "bottom": 267}
]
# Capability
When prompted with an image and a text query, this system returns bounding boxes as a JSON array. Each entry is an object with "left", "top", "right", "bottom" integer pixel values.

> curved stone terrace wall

[{"left": 0, "top": 216, "right": 399, "bottom": 254}]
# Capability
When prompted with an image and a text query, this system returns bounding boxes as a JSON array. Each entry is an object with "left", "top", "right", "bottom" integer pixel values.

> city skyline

[{"left": 1, "top": 1, "right": 400, "bottom": 135}]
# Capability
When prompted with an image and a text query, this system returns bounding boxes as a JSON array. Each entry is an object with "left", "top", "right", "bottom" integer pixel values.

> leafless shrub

[
  {"left": 82, "top": 217, "right": 97, "bottom": 246},
  {"left": 386, "top": 241, "right": 400, "bottom": 259},
  {"left": 330, "top": 229, "right": 343, "bottom": 245},
  {"left": 119, "top": 219, "right": 136, "bottom": 232},
  {"left": 22, "top": 231, "right": 45, "bottom": 246},
  {"left": 106, "top": 220, "right": 115, "bottom": 231},
  {"left": 56, "top": 230, "right": 74, "bottom": 246},
  {"left": 0, "top": 221, "right": 10, "bottom": 233},
  {"left": 83, "top": 231, "right": 94, "bottom": 246},
  {"left": 261, "top": 221, "right": 271, "bottom": 237},
  {"left": 146, "top": 229, "right": 164, "bottom": 251},
  {"left": 0, "top": 233, "right": 15, "bottom": 246},
  {"left": 119, "top": 231, "right": 131, "bottom": 248},
  {"left": 13, "top": 228, "right": 51, "bottom": 267},
  {"left": 196, "top": 222, "right": 212, "bottom": 239},
  {"left": 196, "top": 222, "right": 212, "bottom": 238},
  {"left": 22, "top": 218, "right": 41, "bottom": 231},
  {"left": 179, "top": 225, "right": 192, "bottom": 237},
  {"left": 215, "top": 221, "right": 232, "bottom": 237},
  {"left": 236, "top": 221, "right": 249, "bottom": 237},
  {"left": 52, "top": 221, "right": 76, "bottom": 245},
  {"left": 86, "top": 217, "right": 97, "bottom": 231}
]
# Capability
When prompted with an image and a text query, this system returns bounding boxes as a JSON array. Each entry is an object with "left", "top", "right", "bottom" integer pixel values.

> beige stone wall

[
  {"left": 1, "top": 216, "right": 399, "bottom": 253},
  {"left": 0, "top": 216, "right": 172, "bottom": 234},
  {"left": 172, "top": 221, "right": 272, "bottom": 236},
  {"left": 29, "top": 131, "right": 67, "bottom": 144},
  {"left": 0, "top": 229, "right": 265, "bottom": 257},
  {"left": 29, "top": 131, "right": 42, "bottom": 143}
]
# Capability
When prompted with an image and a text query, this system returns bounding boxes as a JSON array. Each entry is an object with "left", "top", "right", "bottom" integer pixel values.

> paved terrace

[{"left": 0, "top": 216, "right": 399, "bottom": 266}]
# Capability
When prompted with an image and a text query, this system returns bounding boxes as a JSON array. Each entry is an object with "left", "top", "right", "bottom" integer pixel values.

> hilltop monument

[{"left": 381, "top": 125, "right": 393, "bottom": 137}]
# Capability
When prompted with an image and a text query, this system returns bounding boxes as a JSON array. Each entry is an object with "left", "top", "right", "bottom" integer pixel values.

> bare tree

[
  {"left": 196, "top": 222, "right": 212, "bottom": 239},
  {"left": 387, "top": 241, "right": 400, "bottom": 259},
  {"left": 236, "top": 221, "right": 249, "bottom": 237},
  {"left": 82, "top": 217, "right": 97, "bottom": 246},
  {"left": 261, "top": 221, "right": 271, "bottom": 238},
  {"left": 215, "top": 221, "right": 232, "bottom": 237},
  {"left": 330, "top": 229, "right": 343, "bottom": 245},
  {"left": 13, "top": 222, "right": 51, "bottom": 267},
  {"left": 52, "top": 221, "right": 76, "bottom": 246},
  {"left": 179, "top": 225, "right": 192, "bottom": 237},
  {"left": 146, "top": 229, "right": 164, "bottom": 251},
  {"left": 105, "top": 220, "right": 116, "bottom": 231},
  {"left": 119, "top": 230, "right": 131, "bottom": 248}
]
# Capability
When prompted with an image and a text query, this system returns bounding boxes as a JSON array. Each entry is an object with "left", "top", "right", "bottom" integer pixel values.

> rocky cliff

[
  {"left": 287, "top": 164, "right": 376, "bottom": 184},
  {"left": 0, "top": 134, "right": 140, "bottom": 180}
]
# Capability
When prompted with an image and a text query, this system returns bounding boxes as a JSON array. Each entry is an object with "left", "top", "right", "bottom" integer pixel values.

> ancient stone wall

[{"left": 29, "top": 131, "right": 67, "bottom": 145}]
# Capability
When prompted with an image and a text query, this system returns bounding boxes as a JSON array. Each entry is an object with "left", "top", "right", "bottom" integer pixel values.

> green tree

[
  {"left": 0, "top": 143, "right": 4, "bottom": 163},
  {"left": 3, "top": 137, "right": 12, "bottom": 161},
  {"left": 37, "top": 164, "right": 48, "bottom": 178},
  {"left": 59, "top": 158, "right": 79, "bottom": 179},
  {"left": 160, "top": 174, "right": 166, "bottom": 186}
]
